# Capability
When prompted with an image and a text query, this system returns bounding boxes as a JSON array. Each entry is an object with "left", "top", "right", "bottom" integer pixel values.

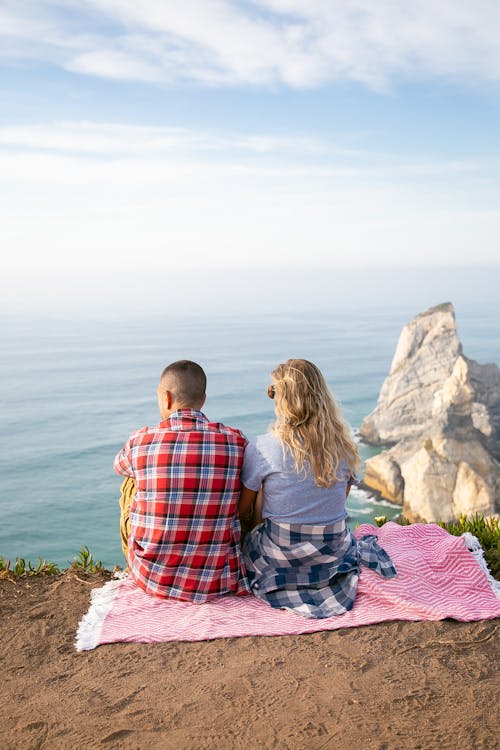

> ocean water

[{"left": 1, "top": 305, "right": 498, "bottom": 568}]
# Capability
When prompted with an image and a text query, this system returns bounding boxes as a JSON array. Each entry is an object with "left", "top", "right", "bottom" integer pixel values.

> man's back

[{"left": 114, "top": 408, "right": 250, "bottom": 602}]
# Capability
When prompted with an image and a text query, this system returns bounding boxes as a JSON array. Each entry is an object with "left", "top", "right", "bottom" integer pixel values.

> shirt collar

[{"left": 160, "top": 408, "right": 208, "bottom": 430}]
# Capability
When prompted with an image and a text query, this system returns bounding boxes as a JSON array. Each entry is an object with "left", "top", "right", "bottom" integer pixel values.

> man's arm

[
  {"left": 114, "top": 426, "right": 148, "bottom": 477},
  {"left": 113, "top": 438, "right": 135, "bottom": 478}
]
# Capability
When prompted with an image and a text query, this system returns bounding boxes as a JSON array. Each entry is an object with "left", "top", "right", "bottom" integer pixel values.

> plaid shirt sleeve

[{"left": 113, "top": 427, "right": 147, "bottom": 477}]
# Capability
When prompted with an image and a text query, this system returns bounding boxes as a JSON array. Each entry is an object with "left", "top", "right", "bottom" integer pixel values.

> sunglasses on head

[{"left": 267, "top": 385, "right": 275, "bottom": 399}]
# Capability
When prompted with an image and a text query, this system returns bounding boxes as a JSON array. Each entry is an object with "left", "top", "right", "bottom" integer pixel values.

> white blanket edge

[
  {"left": 462, "top": 532, "right": 500, "bottom": 597},
  {"left": 75, "top": 576, "right": 124, "bottom": 651}
]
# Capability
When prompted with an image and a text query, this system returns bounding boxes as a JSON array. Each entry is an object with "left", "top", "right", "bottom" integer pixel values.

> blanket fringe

[
  {"left": 75, "top": 578, "right": 124, "bottom": 651},
  {"left": 462, "top": 533, "right": 500, "bottom": 598}
]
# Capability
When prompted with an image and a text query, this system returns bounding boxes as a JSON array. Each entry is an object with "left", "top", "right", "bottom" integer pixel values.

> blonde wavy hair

[{"left": 270, "top": 359, "right": 359, "bottom": 488}]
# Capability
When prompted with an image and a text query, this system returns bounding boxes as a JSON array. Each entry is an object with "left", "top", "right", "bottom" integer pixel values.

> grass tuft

[
  {"left": 0, "top": 544, "right": 105, "bottom": 577},
  {"left": 70, "top": 545, "right": 105, "bottom": 573},
  {"left": 0, "top": 556, "right": 60, "bottom": 577}
]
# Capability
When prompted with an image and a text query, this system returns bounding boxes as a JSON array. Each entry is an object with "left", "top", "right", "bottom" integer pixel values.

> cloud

[
  {"left": 1, "top": 1, "right": 500, "bottom": 89},
  {"left": 0, "top": 121, "right": 492, "bottom": 192},
  {"left": 68, "top": 49, "right": 163, "bottom": 82},
  {"left": 0, "top": 121, "right": 327, "bottom": 158},
  {"left": 1, "top": 120, "right": 499, "bottom": 276}
]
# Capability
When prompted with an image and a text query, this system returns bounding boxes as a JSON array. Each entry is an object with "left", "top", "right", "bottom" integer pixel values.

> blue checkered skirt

[{"left": 243, "top": 518, "right": 397, "bottom": 619}]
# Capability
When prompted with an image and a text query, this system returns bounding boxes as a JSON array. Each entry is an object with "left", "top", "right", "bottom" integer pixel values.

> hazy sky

[{"left": 1, "top": 1, "right": 499, "bottom": 312}]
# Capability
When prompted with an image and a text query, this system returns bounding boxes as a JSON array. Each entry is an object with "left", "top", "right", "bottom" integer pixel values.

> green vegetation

[
  {"left": 0, "top": 556, "right": 60, "bottom": 577},
  {"left": 374, "top": 515, "right": 410, "bottom": 527},
  {"left": 0, "top": 545, "right": 104, "bottom": 578},
  {"left": 70, "top": 545, "right": 105, "bottom": 573},
  {"left": 375, "top": 513, "right": 500, "bottom": 577}
]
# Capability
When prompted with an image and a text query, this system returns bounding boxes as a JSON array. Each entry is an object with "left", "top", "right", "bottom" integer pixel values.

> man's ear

[
  {"left": 165, "top": 390, "right": 174, "bottom": 410},
  {"left": 200, "top": 393, "right": 206, "bottom": 409}
]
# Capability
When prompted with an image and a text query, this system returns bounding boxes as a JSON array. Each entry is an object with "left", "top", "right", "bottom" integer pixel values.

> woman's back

[{"left": 242, "top": 432, "right": 351, "bottom": 525}]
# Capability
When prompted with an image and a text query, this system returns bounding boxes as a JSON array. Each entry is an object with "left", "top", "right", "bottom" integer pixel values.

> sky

[{"left": 1, "top": 0, "right": 499, "bottom": 314}]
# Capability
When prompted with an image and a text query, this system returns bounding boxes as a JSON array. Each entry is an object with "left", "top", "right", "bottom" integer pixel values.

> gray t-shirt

[{"left": 241, "top": 432, "right": 351, "bottom": 525}]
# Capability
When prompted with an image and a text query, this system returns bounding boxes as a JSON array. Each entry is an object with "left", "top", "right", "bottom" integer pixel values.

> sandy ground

[{"left": 1, "top": 570, "right": 499, "bottom": 750}]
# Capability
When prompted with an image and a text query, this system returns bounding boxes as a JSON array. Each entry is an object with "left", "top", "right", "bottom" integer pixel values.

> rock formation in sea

[{"left": 359, "top": 302, "right": 500, "bottom": 522}]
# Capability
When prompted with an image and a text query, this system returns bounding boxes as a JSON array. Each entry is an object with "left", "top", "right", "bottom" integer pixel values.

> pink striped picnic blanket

[{"left": 76, "top": 523, "right": 500, "bottom": 651}]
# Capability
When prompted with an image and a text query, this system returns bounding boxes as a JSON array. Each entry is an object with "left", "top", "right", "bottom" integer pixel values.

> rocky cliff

[{"left": 359, "top": 303, "right": 500, "bottom": 522}]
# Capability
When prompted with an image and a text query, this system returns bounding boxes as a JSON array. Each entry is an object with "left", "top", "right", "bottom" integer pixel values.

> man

[{"left": 114, "top": 360, "right": 250, "bottom": 603}]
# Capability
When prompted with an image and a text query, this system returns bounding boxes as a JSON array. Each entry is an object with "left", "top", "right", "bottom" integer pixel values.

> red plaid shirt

[{"left": 114, "top": 409, "right": 250, "bottom": 602}]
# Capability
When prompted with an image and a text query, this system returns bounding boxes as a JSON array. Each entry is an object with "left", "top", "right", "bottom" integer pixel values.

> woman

[{"left": 239, "top": 359, "right": 396, "bottom": 618}]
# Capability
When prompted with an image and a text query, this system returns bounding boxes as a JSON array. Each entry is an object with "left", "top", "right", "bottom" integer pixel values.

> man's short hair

[{"left": 160, "top": 360, "right": 206, "bottom": 407}]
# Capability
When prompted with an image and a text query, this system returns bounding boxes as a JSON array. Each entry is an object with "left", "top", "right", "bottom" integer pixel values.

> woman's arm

[
  {"left": 252, "top": 489, "right": 264, "bottom": 526},
  {"left": 346, "top": 476, "right": 356, "bottom": 498},
  {"left": 238, "top": 484, "right": 258, "bottom": 521}
]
